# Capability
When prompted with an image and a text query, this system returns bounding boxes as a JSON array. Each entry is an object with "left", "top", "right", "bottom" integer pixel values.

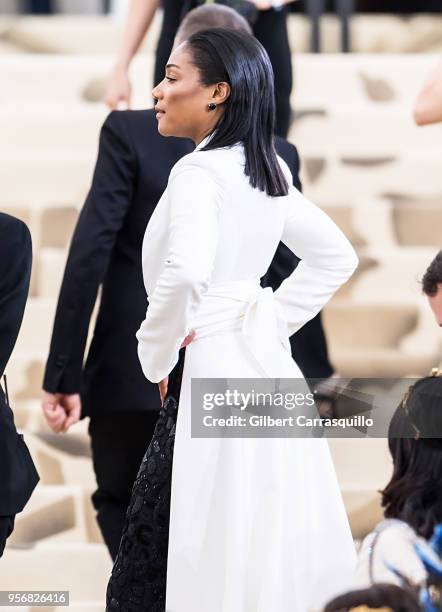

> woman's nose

[{"left": 152, "top": 82, "right": 163, "bottom": 101}]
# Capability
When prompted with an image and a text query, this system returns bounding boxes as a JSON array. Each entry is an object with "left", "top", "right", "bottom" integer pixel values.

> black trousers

[
  {"left": 253, "top": 8, "right": 293, "bottom": 138},
  {"left": 26, "top": 0, "right": 53, "bottom": 13},
  {"left": 154, "top": 6, "right": 293, "bottom": 138},
  {"left": 290, "top": 312, "right": 333, "bottom": 380},
  {"left": 88, "top": 410, "right": 160, "bottom": 560},
  {"left": 0, "top": 515, "right": 15, "bottom": 558}
]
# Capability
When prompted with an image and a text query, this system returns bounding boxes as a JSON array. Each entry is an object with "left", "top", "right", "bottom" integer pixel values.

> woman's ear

[{"left": 212, "top": 82, "right": 231, "bottom": 105}]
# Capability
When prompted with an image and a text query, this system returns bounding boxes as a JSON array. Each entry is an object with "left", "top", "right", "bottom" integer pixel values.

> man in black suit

[
  {"left": 0, "top": 213, "right": 40, "bottom": 558},
  {"left": 42, "top": 5, "right": 334, "bottom": 561}
]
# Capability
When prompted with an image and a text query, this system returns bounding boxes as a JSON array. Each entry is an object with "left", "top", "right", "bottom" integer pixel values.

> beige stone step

[
  {"left": 40, "top": 205, "right": 79, "bottom": 248},
  {"left": 23, "top": 432, "right": 95, "bottom": 488},
  {"left": 1, "top": 14, "right": 441, "bottom": 56},
  {"left": 325, "top": 301, "right": 418, "bottom": 349},
  {"left": 327, "top": 347, "right": 438, "bottom": 378},
  {"left": 0, "top": 14, "right": 160, "bottom": 54},
  {"left": 0, "top": 543, "right": 111, "bottom": 603},
  {"left": 347, "top": 246, "right": 437, "bottom": 301},
  {"left": 324, "top": 196, "right": 442, "bottom": 251},
  {"left": 15, "top": 298, "right": 56, "bottom": 353},
  {"left": 8, "top": 486, "right": 90, "bottom": 547},
  {"left": 0, "top": 207, "right": 78, "bottom": 255},
  {"left": 347, "top": 15, "right": 442, "bottom": 54},
  {"left": 0, "top": 53, "right": 439, "bottom": 109},
  {"left": 3, "top": 101, "right": 441, "bottom": 161},
  {"left": 0, "top": 54, "right": 116, "bottom": 103},
  {"left": 0, "top": 54, "right": 155, "bottom": 106},
  {"left": 35, "top": 248, "right": 68, "bottom": 298},
  {"left": 292, "top": 52, "right": 441, "bottom": 108},
  {"left": 323, "top": 301, "right": 441, "bottom": 376},
  {"left": 0, "top": 156, "right": 92, "bottom": 205},
  {"left": 0, "top": 105, "right": 106, "bottom": 154},
  {"left": 329, "top": 438, "right": 391, "bottom": 538},
  {"left": 291, "top": 108, "right": 442, "bottom": 157},
  {"left": 389, "top": 193, "right": 442, "bottom": 247},
  {"left": 301, "top": 153, "right": 442, "bottom": 201},
  {"left": 6, "top": 350, "right": 46, "bottom": 401}
]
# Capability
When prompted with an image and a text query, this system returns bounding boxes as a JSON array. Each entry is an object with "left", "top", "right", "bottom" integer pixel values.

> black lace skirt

[{"left": 106, "top": 348, "right": 186, "bottom": 612}]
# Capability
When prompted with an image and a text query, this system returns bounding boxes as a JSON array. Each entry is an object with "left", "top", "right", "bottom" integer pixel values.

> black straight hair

[
  {"left": 421, "top": 249, "right": 442, "bottom": 296},
  {"left": 381, "top": 376, "right": 442, "bottom": 539},
  {"left": 185, "top": 27, "right": 289, "bottom": 198}
]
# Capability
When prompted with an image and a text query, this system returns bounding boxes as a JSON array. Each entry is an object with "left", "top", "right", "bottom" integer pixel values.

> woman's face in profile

[{"left": 152, "top": 43, "right": 221, "bottom": 143}]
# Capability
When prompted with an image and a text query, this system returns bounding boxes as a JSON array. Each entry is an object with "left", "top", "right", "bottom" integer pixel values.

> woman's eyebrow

[{"left": 166, "top": 63, "right": 181, "bottom": 70}]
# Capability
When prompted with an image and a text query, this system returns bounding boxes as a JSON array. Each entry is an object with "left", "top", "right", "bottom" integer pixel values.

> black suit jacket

[
  {"left": 43, "top": 109, "right": 330, "bottom": 418},
  {"left": 0, "top": 213, "right": 40, "bottom": 515}
]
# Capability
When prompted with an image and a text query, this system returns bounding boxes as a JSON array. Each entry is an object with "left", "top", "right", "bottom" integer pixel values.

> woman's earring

[{"left": 208, "top": 102, "right": 217, "bottom": 111}]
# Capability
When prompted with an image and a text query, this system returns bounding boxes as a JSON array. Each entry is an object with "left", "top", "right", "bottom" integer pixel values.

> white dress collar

[
  {"left": 194, "top": 132, "right": 215, "bottom": 151},
  {"left": 194, "top": 131, "right": 243, "bottom": 152}
]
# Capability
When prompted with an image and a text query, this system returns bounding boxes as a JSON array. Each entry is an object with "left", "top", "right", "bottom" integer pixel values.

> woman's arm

[
  {"left": 136, "top": 164, "right": 221, "bottom": 383},
  {"left": 105, "top": 0, "right": 161, "bottom": 109},
  {"left": 274, "top": 189, "right": 358, "bottom": 337},
  {"left": 414, "top": 59, "right": 442, "bottom": 126}
]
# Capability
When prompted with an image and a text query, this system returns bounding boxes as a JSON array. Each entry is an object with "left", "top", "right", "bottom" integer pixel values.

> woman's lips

[{"left": 155, "top": 110, "right": 166, "bottom": 119}]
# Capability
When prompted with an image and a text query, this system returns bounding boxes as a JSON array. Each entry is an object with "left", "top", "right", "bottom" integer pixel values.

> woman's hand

[
  {"left": 158, "top": 331, "right": 196, "bottom": 403},
  {"left": 158, "top": 377, "right": 168, "bottom": 404},
  {"left": 157, "top": 331, "right": 195, "bottom": 403},
  {"left": 180, "top": 329, "right": 196, "bottom": 349}
]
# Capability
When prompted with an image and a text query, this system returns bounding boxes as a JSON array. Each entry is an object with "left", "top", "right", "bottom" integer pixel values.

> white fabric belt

[{"left": 190, "top": 279, "right": 291, "bottom": 378}]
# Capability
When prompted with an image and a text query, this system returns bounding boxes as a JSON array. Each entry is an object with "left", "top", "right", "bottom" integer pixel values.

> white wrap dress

[{"left": 136, "top": 136, "right": 359, "bottom": 612}]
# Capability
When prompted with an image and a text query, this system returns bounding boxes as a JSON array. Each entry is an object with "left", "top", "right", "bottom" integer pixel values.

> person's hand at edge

[
  {"left": 105, "top": 66, "right": 132, "bottom": 110},
  {"left": 42, "top": 392, "right": 81, "bottom": 434},
  {"left": 157, "top": 330, "right": 196, "bottom": 404}
]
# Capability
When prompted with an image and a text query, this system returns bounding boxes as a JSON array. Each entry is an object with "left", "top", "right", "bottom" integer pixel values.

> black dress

[{"left": 106, "top": 348, "right": 186, "bottom": 611}]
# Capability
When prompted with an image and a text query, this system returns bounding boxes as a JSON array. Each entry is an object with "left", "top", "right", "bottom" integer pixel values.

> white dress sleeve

[
  {"left": 353, "top": 521, "right": 428, "bottom": 588},
  {"left": 274, "top": 187, "right": 358, "bottom": 337},
  {"left": 136, "top": 163, "right": 220, "bottom": 383}
]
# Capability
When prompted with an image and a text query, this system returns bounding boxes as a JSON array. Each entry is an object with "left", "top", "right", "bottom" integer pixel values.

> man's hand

[
  {"left": 42, "top": 392, "right": 81, "bottom": 433},
  {"left": 104, "top": 66, "right": 132, "bottom": 110}
]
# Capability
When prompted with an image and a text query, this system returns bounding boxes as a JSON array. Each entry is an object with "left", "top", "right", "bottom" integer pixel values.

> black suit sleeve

[
  {"left": 0, "top": 215, "right": 32, "bottom": 378},
  {"left": 262, "top": 140, "right": 301, "bottom": 291},
  {"left": 290, "top": 142, "right": 302, "bottom": 193},
  {"left": 263, "top": 141, "right": 334, "bottom": 379},
  {"left": 43, "top": 111, "right": 137, "bottom": 394}
]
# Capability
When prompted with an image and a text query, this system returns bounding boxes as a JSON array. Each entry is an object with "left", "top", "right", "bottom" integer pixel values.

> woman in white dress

[{"left": 107, "top": 28, "right": 358, "bottom": 612}]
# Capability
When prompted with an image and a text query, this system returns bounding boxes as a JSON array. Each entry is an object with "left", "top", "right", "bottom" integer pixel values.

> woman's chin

[
  {"left": 157, "top": 121, "right": 173, "bottom": 137},
  {"left": 157, "top": 121, "right": 183, "bottom": 139}
]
